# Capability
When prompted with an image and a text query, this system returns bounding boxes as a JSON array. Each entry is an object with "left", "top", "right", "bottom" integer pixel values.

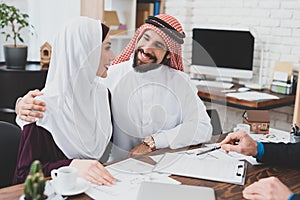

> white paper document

[
  {"left": 273, "top": 71, "right": 288, "bottom": 82},
  {"left": 107, "top": 158, "right": 154, "bottom": 174},
  {"left": 149, "top": 146, "right": 216, "bottom": 163},
  {"left": 153, "top": 153, "right": 246, "bottom": 185},
  {"left": 85, "top": 158, "right": 180, "bottom": 200},
  {"left": 249, "top": 128, "right": 291, "bottom": 143},
  {"left": 226, "top": 91, "right": 279, "bottom": 101},
  {"left": 150, "top": 146, "right": 261, "bottom": 165}
]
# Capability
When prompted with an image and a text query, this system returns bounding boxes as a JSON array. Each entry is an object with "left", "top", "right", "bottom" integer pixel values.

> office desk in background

[
  {"left": 1, "top": 135, "right": 300, "bottom": 200},
  {"left": 0, "top": 62, "right": 47, "bottom": 125},
  {"left": 197, "top": 84, "right": 295, "bottom": 110}
]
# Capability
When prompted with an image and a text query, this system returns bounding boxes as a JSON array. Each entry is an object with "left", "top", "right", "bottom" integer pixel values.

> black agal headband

[{"left": 145, "top": 16, "right": 185, "bottom": 44}]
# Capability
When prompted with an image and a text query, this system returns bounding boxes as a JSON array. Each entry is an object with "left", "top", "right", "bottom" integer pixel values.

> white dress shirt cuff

[
  {"left": 15, "top": 116, "right": 29, "bottom": 130},
  {"left": 152, "top": 131, "right": 169, "bottom": 149}
]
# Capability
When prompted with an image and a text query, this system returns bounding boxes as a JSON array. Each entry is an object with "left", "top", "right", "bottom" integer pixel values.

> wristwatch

[{"left": 142, "top": 136, "right": 156, "bottom": 151}]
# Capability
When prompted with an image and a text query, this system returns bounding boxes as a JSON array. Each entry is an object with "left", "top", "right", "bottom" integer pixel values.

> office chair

[
  {"left": 0, "top": 121, "right": 22, "bottom": 188},
  {"left": 206, "top": 109, "right": 223, "bottom": 135},
  {"left": 0, "top": 67, "right": 47, "bottom": 125}
]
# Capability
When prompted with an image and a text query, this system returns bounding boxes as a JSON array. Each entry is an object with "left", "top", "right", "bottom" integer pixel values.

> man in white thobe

[{"left": 101, "top": 14, "right": 212, "bottom": 160}]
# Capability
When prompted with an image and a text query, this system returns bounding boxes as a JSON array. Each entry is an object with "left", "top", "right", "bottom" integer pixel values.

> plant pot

[{"left": 4, "top": 45, "right": 28, "bottom": 69}]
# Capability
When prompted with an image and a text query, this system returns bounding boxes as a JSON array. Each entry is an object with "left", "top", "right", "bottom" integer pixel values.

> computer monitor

[{"left": 190, "top": 28, "right": 254, "bottom": 80}]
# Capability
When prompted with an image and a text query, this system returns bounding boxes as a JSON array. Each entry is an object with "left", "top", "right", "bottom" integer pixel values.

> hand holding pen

[
  {"left": 219, "top": 130, "right": 258, "bottom": 156},
  {"left": 196, "top": 145, "right": 221, "bottom": 156}
]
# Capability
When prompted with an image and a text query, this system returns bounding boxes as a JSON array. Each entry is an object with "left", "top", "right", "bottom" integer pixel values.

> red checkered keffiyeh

[{"left": 112, "top": 14, "right": 185, "bottom": 71}]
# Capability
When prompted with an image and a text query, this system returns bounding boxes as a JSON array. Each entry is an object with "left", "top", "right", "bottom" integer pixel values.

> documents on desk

[
  {"left": 107, "top": 157, "right": 154, "bottom": 174},
  {"left": 85, "top": 158, "right": 180, "bottom": 200},
  {"left": 226, "top": 91, "right": 279, "bottom": 101},
  {"left": 153, "top": 153, "right": 246, "bottom": 185},
  {"left": 150, "top": 145, "right": 260, "bottom": 166},
  {"left": 249, "top": 128, "right": 291, "bottom": 143}
]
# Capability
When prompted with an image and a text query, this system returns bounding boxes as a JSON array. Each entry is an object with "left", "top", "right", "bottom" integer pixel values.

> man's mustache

[
  {"left": 133, "top": 49, "right": 161, "bottom": 73},
  {"left": 137, "top": 48, "right": 157, "bottom": 61}
]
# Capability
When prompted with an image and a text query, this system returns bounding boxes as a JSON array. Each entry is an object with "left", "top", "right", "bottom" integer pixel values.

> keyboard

[{"left": 192, "top": 80, "right": 234, "bottom": 89}]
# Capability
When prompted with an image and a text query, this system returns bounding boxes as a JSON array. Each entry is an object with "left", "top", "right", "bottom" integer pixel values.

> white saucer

[{"left": 50, "top": 177, "right": 90, "bottom": 196}]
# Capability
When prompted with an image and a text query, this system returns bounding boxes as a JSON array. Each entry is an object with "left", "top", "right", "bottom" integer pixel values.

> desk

[
  {"left": 197, "top": 84, "right": 295, "bottom": 110},
  {"left": 1, "top": 135, "right": 300, "bottom": 200}
]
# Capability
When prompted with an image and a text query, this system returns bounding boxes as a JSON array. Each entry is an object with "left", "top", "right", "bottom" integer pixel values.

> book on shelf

[
  {"left": 153, "top": 1, "right": 160, "bottom": 15},
  {"left": 136, "top": 1, "right": 163, "bottom": 28},
  {"left": 136, "top": 3, "right": 154, "bottom": 28}
]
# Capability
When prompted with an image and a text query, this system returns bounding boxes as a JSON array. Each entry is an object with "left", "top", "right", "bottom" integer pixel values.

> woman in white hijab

[{"left": 13, "top": 17, "right": 116, "bottom": 186}]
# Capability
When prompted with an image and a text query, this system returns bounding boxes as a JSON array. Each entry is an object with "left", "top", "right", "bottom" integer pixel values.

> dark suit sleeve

[
  {"left": 257, "top": 142, "right": 300, "bottom": 168},
  {"left": 292, "top": 194, "right": 300, "bottom": 200}
]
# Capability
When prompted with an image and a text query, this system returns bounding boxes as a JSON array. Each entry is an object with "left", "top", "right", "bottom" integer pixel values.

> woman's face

[{"left": 97, "top": 34, "right": 115, "bottom": 78}]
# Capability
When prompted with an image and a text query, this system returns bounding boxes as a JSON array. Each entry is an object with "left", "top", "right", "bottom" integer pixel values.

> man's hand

[
  {"left": 70, "top": 159, "right": 116, "bottom": 186},
  {"left": 129, "top": 143, "right": 153, "bottom": 156},
  {"left": 16, "top": 89, "right": 46, "bottom": 122},
  {"left": 219, "top": 130, "right": 258, "bottom": 156},
  {"left": 243, "top": 177, "right": 293, "bottom": 200}
]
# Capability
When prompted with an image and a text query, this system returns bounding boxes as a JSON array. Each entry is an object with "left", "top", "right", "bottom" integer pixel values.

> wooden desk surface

[
  {"left": 197, "top": 84, "right": 295, "bottom": 110},
  {"left": 1, "top": 135, "right": 300, "bottom": 200}
]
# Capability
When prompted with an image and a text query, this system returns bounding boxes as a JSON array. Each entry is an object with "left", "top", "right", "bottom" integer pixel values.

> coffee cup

[
  {"left": 233, "top": 123, "right": 250, "bottom": 134},
  {"left": 51, "top": 166, "right": 78, "bottom": 191}
]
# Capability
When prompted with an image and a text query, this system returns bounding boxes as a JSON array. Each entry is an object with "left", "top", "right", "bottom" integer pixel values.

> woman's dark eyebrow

[{"left": 104, "top": 41, "right": 111, "bottom": 46}]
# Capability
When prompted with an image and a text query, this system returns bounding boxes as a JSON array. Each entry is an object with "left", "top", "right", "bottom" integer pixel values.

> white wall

[
  {"left": 165, "top": 0, "right": 300, "bottom": 131},
  {"left": 0, "top": 0, "right": 81, "bottom": 61},
  {"left": 166, "top": 0, "right": 300, "bottom": 85}
]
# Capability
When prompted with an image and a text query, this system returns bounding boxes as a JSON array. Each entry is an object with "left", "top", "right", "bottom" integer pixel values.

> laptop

[{"left": 137, "top": 182, "right": 216, "bottom": 200}]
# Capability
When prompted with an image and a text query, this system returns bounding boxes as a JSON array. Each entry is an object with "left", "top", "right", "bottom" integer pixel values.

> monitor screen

[{"left": 191, "top": 28, "right": 255, "bottom": 79}]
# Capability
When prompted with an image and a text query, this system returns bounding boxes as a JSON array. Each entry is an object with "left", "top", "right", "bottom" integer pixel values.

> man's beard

[{"left": 133, "top": 49, "right": 161, "bottom": 73}]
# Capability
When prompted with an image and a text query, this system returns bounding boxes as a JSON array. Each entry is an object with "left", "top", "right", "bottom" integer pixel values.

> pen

[
  {"left": 221, "top": 89, "right": 237, "bottom": 93},
  {"left": 196, "top": 145, "right": 221, "bottom": 156}
]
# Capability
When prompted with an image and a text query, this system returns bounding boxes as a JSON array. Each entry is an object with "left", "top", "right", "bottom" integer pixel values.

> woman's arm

[{"left": 13, "top": 123, "right": 115, "bottom": 185}]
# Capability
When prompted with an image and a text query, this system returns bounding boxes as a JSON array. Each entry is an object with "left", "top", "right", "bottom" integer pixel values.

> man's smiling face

[{"left": 133, "top": 30, "right": 170, "bottom": 69}]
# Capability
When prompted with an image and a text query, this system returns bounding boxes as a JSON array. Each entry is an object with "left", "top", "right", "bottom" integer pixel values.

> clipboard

[{"left": 153, "top": 153, "right": 246, "bottom": 185}]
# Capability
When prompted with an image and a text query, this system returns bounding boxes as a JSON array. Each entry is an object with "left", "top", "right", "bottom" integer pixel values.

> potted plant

[
  {"left": 0, "top": 3, "right": 34, "bottom": 69},
  {"left": 21, "top": 160, "right": 47, "bottom": 200}
]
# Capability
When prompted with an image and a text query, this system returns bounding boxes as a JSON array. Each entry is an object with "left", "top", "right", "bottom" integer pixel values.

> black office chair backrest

[
  {"left": 0, "top": 68, "right": 47, "bottom": 125},
  {"left": 206, "top": 109, "right": 223, "bottom": 135},
  {"left": 0, "top": 121, "right": 22, "bottom": 188}
]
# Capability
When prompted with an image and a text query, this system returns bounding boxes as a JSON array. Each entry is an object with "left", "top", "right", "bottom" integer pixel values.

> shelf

[
  {"left": 110, "top": 35, "right": 132, "bottom": 39},
  {"left": 104, "top": 0, "right": 136, "bottom": 33},
  {"left": 0, "top": 62, "right": 43, "bottom": 72},
  {"left": 80, "top": 0, "right": 165, "bottom": 55}
]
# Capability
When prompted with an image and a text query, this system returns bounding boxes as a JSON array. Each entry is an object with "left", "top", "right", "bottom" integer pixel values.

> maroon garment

[{"left": 13, "top": 123, "right": 72, "bottom": 184}]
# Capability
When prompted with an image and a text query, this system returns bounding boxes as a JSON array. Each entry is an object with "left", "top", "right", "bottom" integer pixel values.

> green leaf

[{"left": 0, "top": 3, "right": 34, "bottom": 45}]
